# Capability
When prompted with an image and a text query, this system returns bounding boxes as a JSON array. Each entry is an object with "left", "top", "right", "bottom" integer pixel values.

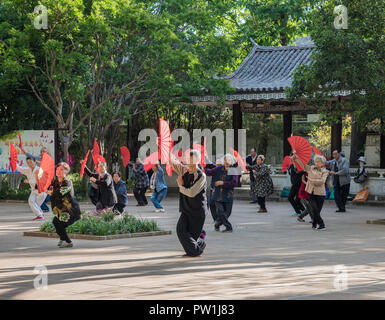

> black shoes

[
  {"left": 222, "top": 229, "right": 233, "bottom": 233},
  {"left": 316, "top": 225, "right": 326, "bottom": 231},
  {"left": 336, "top": 209, "right": 346, "bottom": 212}
]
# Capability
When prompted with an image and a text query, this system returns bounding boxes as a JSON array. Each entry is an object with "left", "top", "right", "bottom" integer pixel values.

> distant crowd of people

[{"left": 16, "top": 143, "right": 356, "bottom": 254}]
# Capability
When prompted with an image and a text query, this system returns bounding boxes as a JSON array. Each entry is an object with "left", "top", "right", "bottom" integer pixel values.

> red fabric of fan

[
  {"left": 282, "top": 156, "right": 292, "bottom": 173},
  {"left": 230, "top": 148, "right": 248, "bottom": 172},
  {"left": 37, "top": 153, "right": 55, "bottom": 193},
  {"left": 92, "top": 140, "right": 100, "bottom": 167},
  {"left": 311, "top": 146, "right": 328, "bottom": 161},
  {"left": 159, "top": 119, "right": 173, "bottom": 164},
  {"left": 18, "top": 133, "right": 23, "bottom": 150},
  {"left": 80, "top": 150, "right": 90, "bottom": 178},
  {"left": 120, "top": 146, "right": 131, "bottom": 167},
  {"left": 9, "top": 144, "right": 18, "bottom": 173},
  {"left": 288, "top": 136, "right": 312, "bottom": 171},
  {"left": 143, "top": 152, "right": 160, "bottom": 172}
]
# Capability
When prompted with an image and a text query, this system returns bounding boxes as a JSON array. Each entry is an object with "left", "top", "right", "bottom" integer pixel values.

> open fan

[
  {"left": 230, "top": 148, "right": 248, "bottom": 172},
  {"left": 18, "top": 133, "right": 23, "bottom": 150},
  {"left": 288, "top": 136, "right": 312, "bottom": 171},
  {"left": 92, "top": 140, "right": 100, "bottom": 167},
  {"left": 282, "top": 155, "right": 292, "bottom": 173},
  {"left": 143, "top": 152, "right": 160, "bottom": 172},
  {"left": 120, "top": 146, "right": 131, "bottom": 167},
  {"left": 9, "top": 144, "right": 18, "bottom": 173},
  {"left": 159, "top": 118, "right": 173, "bottom": 165},
  {"left": 311, "top": 146, "right": 328, "bottom": 161},
  {"left": 95, "top": 154, "right": 106, "bottom": 165},
  {"left": 37, "top": 153, "right": 55, "bottom": 193},
  {"left": 80, "top": 150, "right": 90, "bottom": 178}
]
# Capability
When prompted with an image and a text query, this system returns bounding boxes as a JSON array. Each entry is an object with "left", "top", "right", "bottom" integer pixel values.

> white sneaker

[
  {"left": 159, "top": 209, "right": 165, "bottom": 213},
  {"left": 155, "top": 209, "right": 161, "bottom": 213}
]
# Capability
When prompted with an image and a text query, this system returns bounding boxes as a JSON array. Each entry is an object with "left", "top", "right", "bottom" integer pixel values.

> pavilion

[{"left": 188, "top": 38, "right": 362, "bottom": 162}]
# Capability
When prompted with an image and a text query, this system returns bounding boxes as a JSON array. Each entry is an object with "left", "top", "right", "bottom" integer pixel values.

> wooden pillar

[
  {"left": 232, "top": 102, "right": 243, "bottom": 151},
  {"left": 331, "top": 119, "right": 342, "bottom": 157},
  {"left": 283, "top": 111, "right": 292, "bottom": 156},
  {"left": 233, "top": 103, "right": 243, "bottom": 186},
  {"left": 350, "top": 116, "right": 366, "bottom": 166},
  {"left": 380, "top": 123, "right": 385, "bottom": 168}
]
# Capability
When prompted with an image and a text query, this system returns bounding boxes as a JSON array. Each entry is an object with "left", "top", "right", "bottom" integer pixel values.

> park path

[{"left": 0, "top": 198, "right": 385, "bottom": 299}]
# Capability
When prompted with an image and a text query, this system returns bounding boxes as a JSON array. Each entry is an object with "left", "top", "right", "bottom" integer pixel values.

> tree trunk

[{"left": 350, "top": 118, "right": 366, "bottom": 166}]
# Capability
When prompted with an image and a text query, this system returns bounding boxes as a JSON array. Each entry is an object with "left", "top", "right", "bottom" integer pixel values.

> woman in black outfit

[
  {"left": 82, "top": 161, "right": 117, "bottom": 210},
  {"left": 46, "top": 162, "right": 81, "bottom": 248}
]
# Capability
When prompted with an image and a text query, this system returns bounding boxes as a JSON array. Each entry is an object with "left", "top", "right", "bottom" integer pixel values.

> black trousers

[
  {"left": 176, "top": 211, "right": 206, "bottom": 257},
  {"left": 299, "top": 198, "right": 314, "bottom": 220},
  {"left": 309, "top": 194, "right": 325, "bottom": 227},
  {"left": 257, "top": 196, "right": 266, "bottom": 209},
  {"left": 113, "top": 203, "right": 126, "bottom": 214},
  {"left": 209, "top": 200, "right": 217, "bottom": 222},
  {"left": 215, "top": 201, "right": 233, "bottom": 230},
  {"left": 53, "top": 215, "right": 79, "bottom": 243},
  {"left": 89, "top": 186, "right": 99, "bottom": 206},
  {"left": 334, "top": 183, "right": 350, "bottom": 210},
  {"left": 133, "top": 187, "right": 148, "bottom": 205},
  {"left": 288, "top": 183, "right": 304, "bottom": 213}
]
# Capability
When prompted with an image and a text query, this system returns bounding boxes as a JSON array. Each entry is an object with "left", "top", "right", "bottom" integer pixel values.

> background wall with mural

[{"left": 0, "top": 130, "right": 55, "bottom": 174}]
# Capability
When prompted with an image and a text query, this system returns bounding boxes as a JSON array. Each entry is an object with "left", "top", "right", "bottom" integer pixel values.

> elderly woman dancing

[
  {"left": 247, "top": 155, "right": 274, "bottom": 213},
  {"left": 169, "top": 149, "right": 208, "bottom": 257},
  {"left": 205, "top": 154, "right": 238, "bottom": 233},
  {"left": 46, "top": 162, "right": 81, "bottom": 248},
  {"left": 293, "top": 153, "right": 329, "bottom": 230}
]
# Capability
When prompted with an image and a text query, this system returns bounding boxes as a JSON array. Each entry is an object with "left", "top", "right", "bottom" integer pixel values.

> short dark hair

[
  {"left": 251, "top": 147, "right": 257, "bottom": 152},
  {"left": 26, "top": 157, "right": 35, "bottom": 162},
  {"left": 333, "top": 149, "right": 340, "bottom": 154},
  {"left": 112, "top": 171, "right": 121, "bottom": 177}
]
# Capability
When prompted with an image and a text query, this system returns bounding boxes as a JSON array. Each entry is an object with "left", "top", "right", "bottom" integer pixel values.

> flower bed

[{"left": 39, "top": 208, "right": 162, "bottom": 236}]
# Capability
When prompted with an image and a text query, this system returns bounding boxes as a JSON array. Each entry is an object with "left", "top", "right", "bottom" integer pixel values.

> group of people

[
  {"left": 15, "top": 142, "right": 353, "bottom": 255},
  {"left": 286, "top": 149, "right": 351, "bottom": 230}
]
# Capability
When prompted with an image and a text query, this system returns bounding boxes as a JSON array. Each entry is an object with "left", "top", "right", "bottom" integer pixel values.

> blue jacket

[
  {"left": 113, "top": 180, "right": 128, "bottom": 205},
  {"left": 151, "top": 166, "right": 167, "bottom": 192},
  {"left": 325, "top": 156, "right": 350, "bottom": 186},
  {"left": 205, "top": 165, "right": 238, "bottom": 203}
]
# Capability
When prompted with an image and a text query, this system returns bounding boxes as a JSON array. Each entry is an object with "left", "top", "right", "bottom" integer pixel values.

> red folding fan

[
  {"left": 282, "top": 155, "right": 292, "bottom": 173},
  {"left": 9, "top": 143, "right": 18, "bottom": 173},
  {"left": 230, "top": 148, "right": 248, "bottom": 172},
  {"left": 143, "top": 152, "right": 160, "bottom": 172},
  {"left": 288, "top": 136, "right": 312, "bottom": 171},
  {"left": 37, "top": 153, "right": 55, "bottom": 193},
  {"left": 311, "top": 146, "right": 328, "bottom": 161},
  {"left": 159, "top": 118, "right": 173, "bottom": 165},
  {"left": 92, "top": 140, "right": 100, "bottom": 167},
  {"left": 120, "top": 146, "right": 131, "bottom": 167},
  {"left": 18, "top": 133, "right": 23, "bottom": 150},
  {"left": 80, "top": 150, "right": 90, "bottom": 178}
]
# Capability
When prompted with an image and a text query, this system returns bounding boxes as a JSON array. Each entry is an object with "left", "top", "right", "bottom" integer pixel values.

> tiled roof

[{"left": 221, "top": 41, "right": 315, "bottom": 92}]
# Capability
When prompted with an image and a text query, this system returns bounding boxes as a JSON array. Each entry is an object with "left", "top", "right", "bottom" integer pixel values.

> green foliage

[
  {"left": 40, "top": 209, "right": 160, "bottom": 235},
  {"left": 67, "top": 173, "right": 88, "bottom": 201},
  {"left": 289, "top": 0, "right": 385, "bottom": 131},
  {"left": 0, "top": 176, "right": 31, "bottom": 200}
]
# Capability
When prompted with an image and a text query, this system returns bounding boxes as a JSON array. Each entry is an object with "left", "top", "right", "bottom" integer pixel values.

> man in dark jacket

[
  {"left": 246, "top": 148, "right": 258, "bottom": 203},
  {"left": 287, "top": 159, "right": 305, "bottom": 216},
  {"left": 113, "top": 171, "right": 128, "bottom": 214},
  {"left": 83, "top": 161, "right": 117, "bottom": 210}
]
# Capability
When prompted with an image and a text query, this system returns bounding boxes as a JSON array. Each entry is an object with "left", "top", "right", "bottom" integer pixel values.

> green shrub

[
  {"left": 39, "top": 209, "right": 160, "bottom": 236},
  {"left": 0, "top": 176, "right": 31, "bottom": 201}
]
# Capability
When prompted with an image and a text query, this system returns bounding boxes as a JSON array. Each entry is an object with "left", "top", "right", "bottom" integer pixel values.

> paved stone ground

[{"left": 1, "top": 197, "right": 385, "bottom": 300}]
